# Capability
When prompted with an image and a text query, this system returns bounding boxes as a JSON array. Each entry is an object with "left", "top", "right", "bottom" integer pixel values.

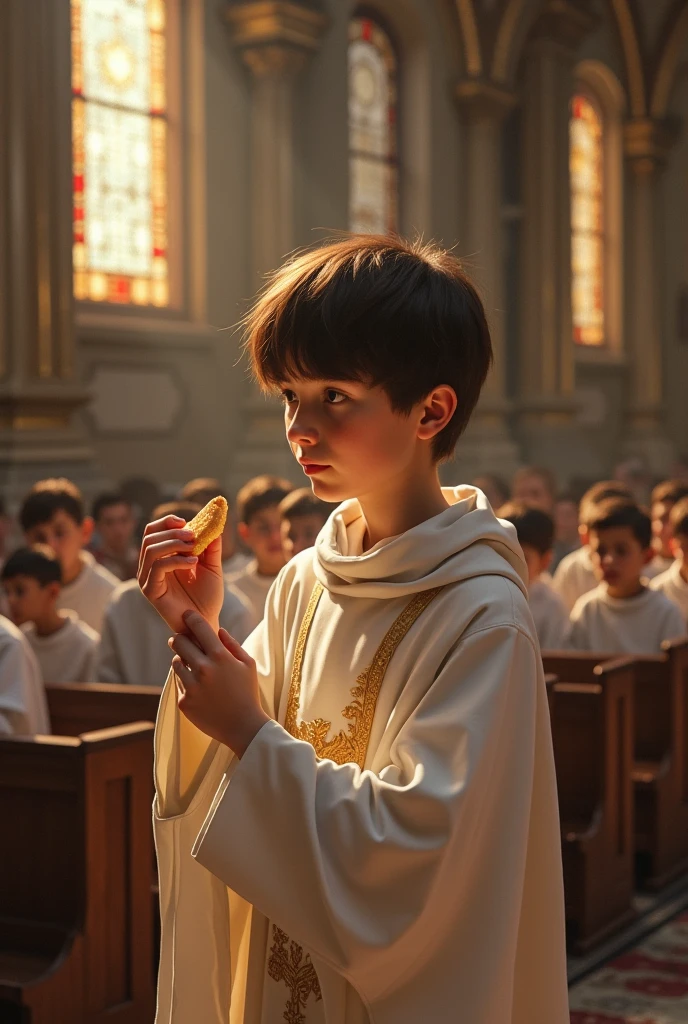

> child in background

[
  {"left": 648, "top": 480, "right": 688, "bottom": 578},
  {"left": 510, "top": 465, "right": 557, "bottom": 514},
  {"left": 1, "top": 546, "right": 99, "bottom": 683},
  {"left": 553, "top": 480, "right": 633, "bottom": 612},
  {"left": 567, "top": 500, "right": 686, "bottom": 654},
  {"left": 0, "top": 612, "right": 49, "bottom": 735},
  {"left": 279, "top": 487, "right": 332, "bottom": 560},
  {"left": 470, "top": 473, "right": 509, "bottom": 511},
  {"left": 91, "top": 492, "right": 139, "bottom": 581},
  {"left": 499, "top": 503, "right": 569, "bottom": 649},
  {"left": 20, "top": 479, "right": 118, "bottom": 634},
  {"left": 226, "top": 474, "right": 293, "bottom": 620},
  {"left": 98, "top": 501, "right": 256, "bottom": 687},
  {"left": 551, "top": 493, "right": 581, "bottom": 574},
  {"left": 650, "top": 497, "right": 688, "bottom": 623},
  {"left": 179, "top": 477, "right": 251, "bottom": 576}
]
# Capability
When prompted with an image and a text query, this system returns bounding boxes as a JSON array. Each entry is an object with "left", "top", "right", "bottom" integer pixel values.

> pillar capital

[
  {"left": 455, "top": 79, "right": 517, "bottom": 122},
  {"left": 226, "top": 1, "right": 327, "bottom": 74},
  {"left": 623, "top": 117, "right": 678, "bottom": 178}
]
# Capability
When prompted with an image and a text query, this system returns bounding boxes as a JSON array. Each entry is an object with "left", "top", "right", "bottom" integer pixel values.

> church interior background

[{"left": 3, "top": 0, "right": 688, "bottom": 507}]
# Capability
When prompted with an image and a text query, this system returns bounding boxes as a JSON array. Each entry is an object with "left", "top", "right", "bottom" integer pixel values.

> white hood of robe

[{"left": 314, "top": 485, "right": 528, "bottom": 599}]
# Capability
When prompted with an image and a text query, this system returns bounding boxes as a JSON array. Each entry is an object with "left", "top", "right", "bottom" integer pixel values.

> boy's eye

[
  {"left": 325, "top": 389, "right": 346, "bottom": 404},
  {"left": 281, "top": 389, "right": 297, "bottom": 405}
]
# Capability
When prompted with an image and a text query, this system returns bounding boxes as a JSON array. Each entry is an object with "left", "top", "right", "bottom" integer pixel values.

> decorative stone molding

[
  {"left": 454, "top": 78, "right": 516, "bottom": 122},
  {"left": 529, "top": 0, "right": 597, "bottom": 52},
  {"left": 623, "top": 116, "right": 678, "bottom": 178},
  {"left": 226, "top": 1, "right": 326, "bottom": 60}
]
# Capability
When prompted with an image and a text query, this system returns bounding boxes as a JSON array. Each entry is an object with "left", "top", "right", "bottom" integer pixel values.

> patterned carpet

[{"left": 569, "top": 908, "right": 688, "bottom": 1023}]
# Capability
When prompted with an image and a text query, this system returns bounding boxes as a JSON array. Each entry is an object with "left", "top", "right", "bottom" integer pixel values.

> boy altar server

[
  {"left": 20, "top": 479, "right": 119, "bottom": 634},
  {"left": 227, "top": 474, "right": 293, "bottom": 620},
  {"left": 2, "top": 546, "right": 99, "bottom": 683},
  {"left": 567, "top": 500, "right": 686, "bottom": 654},
  {"left": 140, "top": 238, "right": 569, "bottom": 1023},
  {"left": 0, "top": 613, "right": 49, "bottom": 735}
]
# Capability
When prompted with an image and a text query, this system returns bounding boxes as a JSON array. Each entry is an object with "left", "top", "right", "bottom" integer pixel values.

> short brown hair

[
  {"left": 244, "top": 236, "right": 493, "bottom": 462},
  {"left": 588, "top": 499, "right": 652, "bottom": 549},
  {"left": 236, "top": 475, "right": 293, "bottom": 525},
  {"left": 579, "top": 481, "right": 633, "bottom": 527},
  {"left": 651, "top": 479, "right": 688, "bottom": 507},
  {"left": 498, "top": 502, "right": 554, "bottom": 555},
  {"left": 670, "top": 497, "right": 688, "bottom": 538},
  {"left": 279, "top": 488, "right": 331, "bottom": 522},
  {"left": 179, "top": 477, "right": 229, "bottom": 506},
  {"left": 20, "top": 478, "right": 85, "bottom": 531}
]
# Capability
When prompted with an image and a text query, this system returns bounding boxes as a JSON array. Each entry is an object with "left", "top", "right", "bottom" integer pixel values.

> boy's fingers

[
  {"left": 169, "top": 632, "right": 207, "bottom": 670},
  {"left": 142, "top": 515, "right": 187, "bottom": 539},
  {"left": 139, "top": 555, "right": 198, "bottom": 597},
  {"left": 138, "top": 538, "right": 197, "bottom": 580},
  {"left": 182, "top": 610, "right": 225, "bottom": 656},
  {"left": 219, "top": 628, "right": 253, "bottom": 665}
]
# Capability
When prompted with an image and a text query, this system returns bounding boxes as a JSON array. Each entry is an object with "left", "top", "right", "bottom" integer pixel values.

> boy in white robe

[
  {"left": 0, "top": 613, "right": 49, "bottom": 735},
  {"left": 567, "top": 499, "right": 686, "bottom": 653},
  {"left": 98, "top": 501, "right": 256, "bottom": 686},
  {"left": 227, "top": 475, "right": 293, "bottom": 620},
  {"left": 279, "top": 488, "right": 332, "bottom": 560},
  {"left": 20, "top": 478, "right": 119, "bottom": 634},
  {"left": 499, "top": 502, "right": 569, "bottom": 649},
  {"left": 553, "top": 480, "right": 633, "bottom": 611},
  {"left": 650, "top": 497, "right": 688, "bottom": 623},
  {"left": 1, "top": 545, "right": 98, "bottom": 683},
  {"left": 648, "top": 479, "right": 688, "bottom": 579},
  {"left": 139, "top": 237, "right": 569, "bottom": 1023}
]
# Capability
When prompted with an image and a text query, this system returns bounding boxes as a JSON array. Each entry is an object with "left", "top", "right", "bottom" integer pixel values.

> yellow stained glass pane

[
  {"left": 71, "top": 0, "right": 168, "bottom": 307},
  {"left": 348, "top": 16, "right": 398, "bottom": 235},
  {"left": 570, "top": 94, "right": 604, "bottom": 345}
]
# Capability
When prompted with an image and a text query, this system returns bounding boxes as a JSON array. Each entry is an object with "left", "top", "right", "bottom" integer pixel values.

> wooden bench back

[
  {"left": 0, "top": 723, "right": 156, "bottom": 1022},
  {"left": 45, "top": 682, "right": 162, "bottom": 736}
]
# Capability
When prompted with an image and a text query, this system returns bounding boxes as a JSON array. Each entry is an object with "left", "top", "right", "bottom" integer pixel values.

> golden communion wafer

[{"left": 187, "top": 496, "right": 228, "bottom": 556}]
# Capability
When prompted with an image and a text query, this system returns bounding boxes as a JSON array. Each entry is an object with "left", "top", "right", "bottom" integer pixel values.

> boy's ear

[
  {"left": 541, "top": 549, "right": 553, "bottom": 575},
  {"left": 578, "top": 524, "right": 589, "bottom": 544},
  {"left": 46, "top": 581, "right": 61, "bottom": 602},
  {"left": 81, "top": 516, "right": 94, "bottom": 546},
  {"left": 641, "top": 545, "right": 654, "bottom": 565},
  {"left": 417, "top": 386, "right": 458, "bottom": 441},
  {"left": 237, "top": 521, "right": 250, "bottom": 544},
  {"left": 670, "top": 536, "right": 679, "bottom": 558}
]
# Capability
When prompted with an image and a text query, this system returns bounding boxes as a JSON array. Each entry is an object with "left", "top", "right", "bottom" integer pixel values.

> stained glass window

[
  {"left": 72, "top": 0, "right": 169, "bottom": 306},
  {"left": 570, "top": 94, "right": 605, "bottom": 345},
  {"left": 348, "top": 16, "right": 398, "bottom": 235}
]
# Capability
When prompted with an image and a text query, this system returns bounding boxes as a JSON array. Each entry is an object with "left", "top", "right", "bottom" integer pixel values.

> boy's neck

[
  {"left": 606, "top": 579, "right": 645, "bottom": 600},
  {"left": 34, "top": 609, "right": 69, "bottom": 638},
  {"left": 62, "top": 555, "right": 84, "bottom": 586},
  {"left": 254, "top": 560, "right": 278, "bottom": 579},
  {"left": 358, "top": 469, "right": 449, "bottom": 551}
]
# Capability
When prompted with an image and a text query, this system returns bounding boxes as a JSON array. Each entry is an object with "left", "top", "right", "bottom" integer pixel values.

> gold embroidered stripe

[{"left": 284, "top": 582, "right": 445, "bottom": 769}]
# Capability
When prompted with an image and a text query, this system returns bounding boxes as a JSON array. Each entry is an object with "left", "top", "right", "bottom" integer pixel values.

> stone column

[
  {"left": 454, "top": 79, "right": 521, "bottom": 480},
  {"left": 225, "top": 0, "right": 327, "bottom": 488},
  {"left": 622, "top": 117, "right": 676, "bottom": 472},
  {"left": 0, "top": 0, "right": 96, "bottom": 502},
  {"left": 516, "top": 0, "right": 596, "bottom": 480}
]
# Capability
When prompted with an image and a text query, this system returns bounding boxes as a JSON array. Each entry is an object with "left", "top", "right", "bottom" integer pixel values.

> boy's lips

[{"left": 299, "top": 460, "right": 330, "bottom": 475}]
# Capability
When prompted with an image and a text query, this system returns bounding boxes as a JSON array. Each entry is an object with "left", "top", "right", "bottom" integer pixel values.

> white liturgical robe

[{"left": 153, "top": 486, "right": 569, "bottom": 1024}]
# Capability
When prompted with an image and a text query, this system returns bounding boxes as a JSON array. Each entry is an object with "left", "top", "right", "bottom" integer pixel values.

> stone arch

[
  {"left": 606, "top": 0, "right": 646, "bottom": 117},
  {"left": 651, "top": 0, "right": 688, "bottom": 117},
  {"left": 491, "top": 0, "right": 547, "bottom": 85},
  {"left": 455, "top": 0, "right": 483, "bottom": 77}
]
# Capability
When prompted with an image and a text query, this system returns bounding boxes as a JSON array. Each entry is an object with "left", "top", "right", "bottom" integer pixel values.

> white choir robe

[{"left": 153, "top": 487, "right": 569, "bottom": 1024}]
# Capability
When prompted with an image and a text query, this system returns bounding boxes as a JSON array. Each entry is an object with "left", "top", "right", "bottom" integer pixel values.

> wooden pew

[
  {"left": 0, "top": 723, "right": 156, "bottom": 1023},
  {"left": 45, "top": 682, "right": 162, "bottom": 737},
  {"left": 544, "top": 642, "right": 688, "bottom": 890},
  {"left": 545, "top": 657, "right": 636, "bottom": 952}
]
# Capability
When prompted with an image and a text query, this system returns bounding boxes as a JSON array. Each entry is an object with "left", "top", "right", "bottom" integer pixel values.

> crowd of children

[{"left": 0, "top": 459, "right": 686, "bottom": 738}]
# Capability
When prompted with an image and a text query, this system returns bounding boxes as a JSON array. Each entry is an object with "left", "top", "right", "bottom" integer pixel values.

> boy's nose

[{"left": 286, "top": 416, "right": 319, "bottom": 446}]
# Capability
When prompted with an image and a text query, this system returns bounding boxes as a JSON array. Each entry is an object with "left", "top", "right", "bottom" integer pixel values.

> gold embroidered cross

[{"left": 267, "top": 925, "right": 323, "bottom": 1024}]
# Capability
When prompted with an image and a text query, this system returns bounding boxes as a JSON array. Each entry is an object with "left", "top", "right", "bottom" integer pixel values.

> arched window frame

[
  {"left": 570, "top": 61, "right": 625, "bottom": 360},
  {"left": 71, "top": 0, "right": 204, "bottom": 322},
  {"left": 348, "top": 10, "right": 400, "bottom": 235}
]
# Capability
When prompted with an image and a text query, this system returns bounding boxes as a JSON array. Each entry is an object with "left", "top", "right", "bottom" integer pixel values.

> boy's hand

[
  {"left": 138, "top": 515, "right": 224, "bottom": 635},
  {"left": 169, "top": 611, "right": 270, "bottom": 756}
]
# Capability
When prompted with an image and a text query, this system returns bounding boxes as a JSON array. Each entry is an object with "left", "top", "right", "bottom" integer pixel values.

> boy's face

[
  {"left": 281, "top": 378, "right": 442, "bottom": 505},
  {"left": 96, "top": 502, "right": 135, "bottom": 554},
  {"left": 554, "top": 499, "right": 579, "bottom": 544},
  {"left": 24, "top": 510, "right": 93, "bottom": 577},
  {"left": 521, "top": 544, "right": 551, "bottom": 586},
  {"left": 281, "top": 514, "right": 325, "bottom": 560},
  {"left": 512, "top": 475, "right": 553, "bottom": 514},
  {"left": 651, "top": 500, "right": 675, "bottom": 559},
  {"left": 2, "top": 575, "right": 58, "bottom": 627},
  {"left": 589, "top": 526, "right": 653, "bottom": 596},
  {"left": 238, "top": 506, "right": 285, "bottom": 576}
]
